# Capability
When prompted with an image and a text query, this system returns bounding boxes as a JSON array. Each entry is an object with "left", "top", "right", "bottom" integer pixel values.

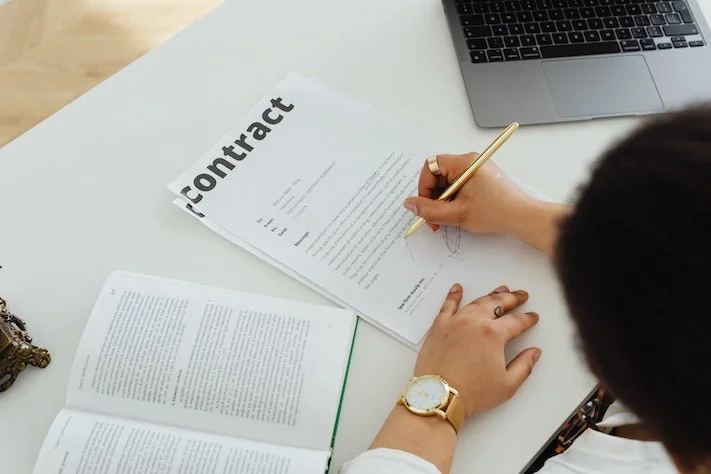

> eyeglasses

[{"left": 555, "top": 387, "right": 608, "bottom": 454}]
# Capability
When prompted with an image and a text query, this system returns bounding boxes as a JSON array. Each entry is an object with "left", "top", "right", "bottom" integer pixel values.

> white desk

[{"left": 2, "top": 0, "right": 709, "bottom": 472}]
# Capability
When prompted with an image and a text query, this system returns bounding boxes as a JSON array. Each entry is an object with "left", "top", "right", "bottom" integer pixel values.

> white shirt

[{"left": 340, "top": 402, "right": 678, "bottom": 474}]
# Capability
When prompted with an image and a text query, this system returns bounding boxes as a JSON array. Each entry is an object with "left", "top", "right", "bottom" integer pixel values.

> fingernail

[
  {"left": 533, "top": 349, "right": 542, "bottom": 363},
  {"left": 514, "top": 290, "right": 529, "bottom": 297},
  {"left": 526, "top": 311, "right": 539, "bottom": 319},
  {"left": 403, "top": 202, "right": 418, "bottom": 215},
  {"left": 450, "top": 283, "right": 462, "bottom": 293},
  {"left": 429, "top": 224, "right": 437, "bottom": 231},
  {"left": 493, "top": 285, "right": 509, "bottom": 293}
]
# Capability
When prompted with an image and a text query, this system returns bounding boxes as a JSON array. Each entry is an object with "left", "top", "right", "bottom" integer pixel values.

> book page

[
  {"left": 66, "top": 271, "right": 356, "bottom": 451},
  {"left": 34, "top": 409, "right": 330, "bottom": 474},
  {"left": 169, "top": 74, "right": 550, "bottom": 346}
]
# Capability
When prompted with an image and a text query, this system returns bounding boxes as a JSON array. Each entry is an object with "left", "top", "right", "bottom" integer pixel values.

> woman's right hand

[
  {"left": 403, "top": 153, "right": 569, "bottom": 256},
  {"left": 403, "top": 153, "right": 533, "bottom": 235}
]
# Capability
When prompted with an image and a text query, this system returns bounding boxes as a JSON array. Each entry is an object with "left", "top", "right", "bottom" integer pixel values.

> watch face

[{"left": 405, "top": 376, "right": 448, "bottom": 412}]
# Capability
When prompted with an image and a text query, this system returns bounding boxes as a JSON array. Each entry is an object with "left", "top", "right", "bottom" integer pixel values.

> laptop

[{"left": 443, "top": 0, "right": 711, "bottom": 127}]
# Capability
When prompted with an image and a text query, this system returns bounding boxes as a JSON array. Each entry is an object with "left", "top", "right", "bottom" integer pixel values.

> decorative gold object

[{"left": 0, "top": 297, "right": 51, "bottom": 392}]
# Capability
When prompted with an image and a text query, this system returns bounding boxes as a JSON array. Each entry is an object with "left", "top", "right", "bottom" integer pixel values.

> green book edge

[{"left": 326, "top": 316, "right": 360, "bottom": 473}]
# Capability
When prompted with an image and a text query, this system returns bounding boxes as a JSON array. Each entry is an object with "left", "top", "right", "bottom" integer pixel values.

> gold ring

[{"left": 426, "top": 156, "right": 441, "bottom": 176}]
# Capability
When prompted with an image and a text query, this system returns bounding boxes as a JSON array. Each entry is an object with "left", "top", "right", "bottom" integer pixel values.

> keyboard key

[
  {"left": 509, "top": 23, "right": 525, "bottom": 34},
  {"left": 647, "top": 25, "right": 663, "bottom": 37},
  {"left": 641, "top": 4, "right": 657, "bottom": 15},
  {"left": 526, "top": 22, "right": 542, "bottom": 33},
  {"left": 493, "top": 24, "right": 509, "bottom": 35},
  {"left": 584, "top": 30, "right": 601, "bottom": 41},
  {"left": 522, "top": 0, "right": 538, "bottom": 10},
  {"left": 521, "top": 34, "right": 537, "bottom": 45},
  {"left": 467, "top": 38, "right": 488, "bottom": 50},
  {"left": 506, "top": 1, "right": 522, "bottom": 11},
  {"left": 518, "top": 11, "right": 534, "bottom": 22},
  {"left": 650, "top": 14, "right": 666, "bottom": 25},
  {"left": 540, "top": 41, "right": 621, "bottom": 57},
  {"left": 634, "top": 15, "right": 650, "bottom": 26},
  {"left": 486, "top": 13, "right": 502, "bottom": 24},
  {"left": 503, "top": 48, "right": 520, "bottom": 60},
  {"left": 626, "top": 4, "right": 642, "bottom": 15},
  {"left": 620, "top": 39, "right": 641, "bottom": 51},
  {"left": 663, "top": 24, "right": 698, "bottom": 36},
  {"left": 488, "top": 37, "right": 505, "bottom": 48},
  {"left": 658, "top": 42, "right": 673, "bottom": 49},
  {"left": 552, "top": 0, "right": 566, "bottom": 7},
  {"left": 584, "top": 0, "right": 599, "bottom": 5},
  {"left": 488, "top": 49, "right": 505, "bottom": 61},
  {"left": 553, "top": 32, "right": 569, "bottom": 43},
  {"left": 657, "top": 3, "right": 672, "bottom": 14},
  {"left": 595, "top": 6, "right": 612, "bottom": 17},
  {"left": 615, "top": 28, "right": 632, "bottom": 40},
  {"left": 491, "top": 2, "right": 506, "bottom": 13},
  {"left": 581, "top": 7, "right": 596, "bottom": 18},
  {"left": 457, "top": 4, "right": 474, "bottom": 14},
  {"left": 541, "top": 21, "right": 557, "bottom": 32},
  {"left": 534, "top": 10, "right": 549, "bottom": 21},
  {"left": 632, "top": 27, "right": 647, "bottom": 38},
  {"left": 470, "top": 50, "right": 488, "bottom": 63},
  {"left": 461, "top": 15, "right": 487, "bottom": 27},
  {"left": 568, "top": 31, "right": 585, "bottom": 42},
  {"left": 673, "top": 39, "right": 688, "bottom": 48},
  {"left": 536, "top": 33, "right": 554, "bottom": 44},
  {"left": 616, "top": 28, "right": 632, "bottom": 39},
  {"left": 502, "top": 12, "right": 518, "bottom": 23},
  {"left": 465, "top": 26, "right": 493, "bottom": 38},
  {"left": 672, "top": 1, "right": 694, "bottom": 23},
  {"left": 604, "top": 17, "right": 620, "bottom": 28},
  {"left": 665, "top": 13, "right": 682, "bottom": 24},
  {"left": 520, "top": 46, "right": 543, "bottom": 58},
  {"left": 557, "top": 20, "right": 573, "bottom": 31},
  {"left": 690, "top": 40, "right": 705, "bottom": 47},
  {"left": 474, "top": 3, "right": 490, "bottom": 13},
  {"left": 612, "top": 6, "right": 626, "bottom": 15},
  {"left": 601, "top": 29, "right": 616, "bottom": 40},
  {"left": 588, "top": 18, "right": 604, "bottom": 29},
  {"left": 505, "top": 36, "right": 522, "bottom": 46},
  {"left": 549, "top": 9, "right": 565, "bottom": 20},
  {"left": 564, "top": 8, "right": 580, "bottom": 18},
  {"left": 620, "top": 16, "right": 635, "bottom": 27},
  {"left": 640, "top": 38, "right": 657, "bottom": 50},
  {"left": 573, "top": 20, "right": 588, "bottom": 30}
]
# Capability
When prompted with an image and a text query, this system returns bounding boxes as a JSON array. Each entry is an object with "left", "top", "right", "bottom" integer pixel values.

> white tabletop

[{"left": 2, "top": 0, "right": 709, "bottom": 472}]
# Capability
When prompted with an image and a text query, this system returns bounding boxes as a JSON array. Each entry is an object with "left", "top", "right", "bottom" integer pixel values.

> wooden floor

[{"left": 0, "top": 0, "right": 223, "bottom": 147}]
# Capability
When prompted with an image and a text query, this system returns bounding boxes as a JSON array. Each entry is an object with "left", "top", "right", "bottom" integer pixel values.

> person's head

[{"left": 555, "top": 106, "right": 711, "bottom": 472}]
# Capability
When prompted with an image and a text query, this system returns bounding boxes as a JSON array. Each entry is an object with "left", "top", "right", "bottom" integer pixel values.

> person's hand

[
  {"left": 403, "top": 153, "right": 534, "bottom": 235},
  {"left": 415, "top": 283, "right": 541, "bottom": 418}
]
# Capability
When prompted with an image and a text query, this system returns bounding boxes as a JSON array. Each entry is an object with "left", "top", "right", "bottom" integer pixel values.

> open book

[{"left": 34, "top": 271, "right": 357, "bottom": 474}]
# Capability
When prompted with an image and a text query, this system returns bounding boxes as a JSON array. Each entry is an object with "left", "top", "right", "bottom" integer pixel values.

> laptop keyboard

[{"left": 455, "top": 0, "right": 705, "bottom": 63}]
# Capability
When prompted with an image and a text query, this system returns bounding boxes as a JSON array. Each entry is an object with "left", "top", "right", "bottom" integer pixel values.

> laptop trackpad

[{"left": 542, "top": 55, "right": 663, "bottom": 118}]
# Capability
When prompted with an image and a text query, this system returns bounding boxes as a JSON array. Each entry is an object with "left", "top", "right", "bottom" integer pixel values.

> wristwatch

[{"left": 397, "top": 375, "right": 466, "bottom": 434}]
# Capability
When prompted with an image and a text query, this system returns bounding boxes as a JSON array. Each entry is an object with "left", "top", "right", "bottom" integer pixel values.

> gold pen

[{"left": 404, "top": 122, "right": 520, "bottom": 238}]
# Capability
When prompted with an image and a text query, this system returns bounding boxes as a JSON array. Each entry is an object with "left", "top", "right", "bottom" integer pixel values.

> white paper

[
  {"left": 66, "top": 271, "right": 356, "bottom": 451},
  {"left": 172, "top": 198, "right": 418, "bottom": 348},
  {"left": 169, "top": 74, "right": 551, "bottom": 345},
  {"left": 34, "top": 409, "right": 330, "bottom": 474}
]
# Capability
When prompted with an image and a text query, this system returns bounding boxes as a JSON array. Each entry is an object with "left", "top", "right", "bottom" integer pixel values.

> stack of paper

[{"left": 169, "top": 74, "right": 547, "bottom": 347}]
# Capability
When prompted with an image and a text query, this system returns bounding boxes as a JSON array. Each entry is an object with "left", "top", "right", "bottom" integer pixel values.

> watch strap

[{"left": 445, "top": 393, "right": 466, "bottom": 434}]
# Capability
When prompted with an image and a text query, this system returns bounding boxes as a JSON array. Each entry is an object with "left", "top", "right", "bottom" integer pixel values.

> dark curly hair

[{"left": 555, "top": 106, "right": 711, "bottom": 469}]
